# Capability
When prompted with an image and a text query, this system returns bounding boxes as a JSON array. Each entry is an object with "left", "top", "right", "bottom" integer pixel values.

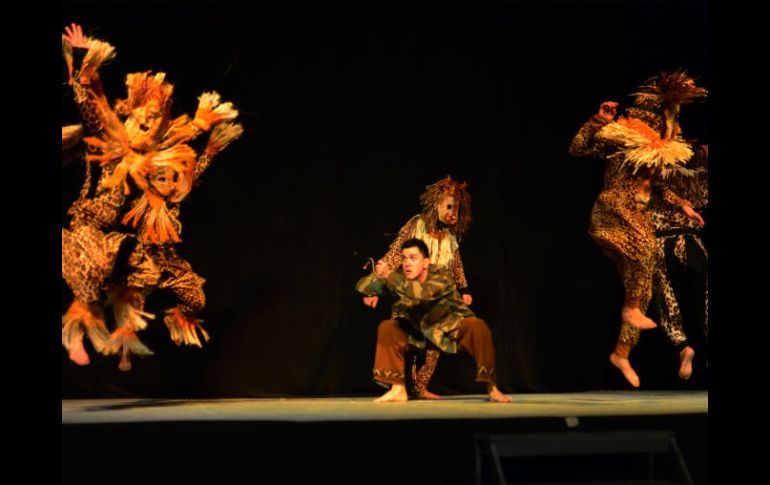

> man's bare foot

[
  {"left": 488, "top": 384, "right": 512, "bottom": 402},
  {"left": 678, "top": 346, "right": 695, "bottom": 380},
  {"left": 68, "top": 342, "right": 90, "bottom": 366},
  {"left": 118, "top": 350, "right": 132, "bottom": 372},
  {"left": 419, "top": 389, "right": 441, "bottom": 400},
  {"left": 610, "top": 352, "right": 640, "bottom": 387},
  {"left": 621, "top": 306, "right": 657, "bottom": 330},
  {"left": 374, "top": 384, "right": 408, "bottom": 402}
]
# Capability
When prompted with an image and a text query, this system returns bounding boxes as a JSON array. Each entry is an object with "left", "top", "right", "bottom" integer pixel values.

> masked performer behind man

[{"left": 362, "top": 176, "right": 473, "bottom": 399}]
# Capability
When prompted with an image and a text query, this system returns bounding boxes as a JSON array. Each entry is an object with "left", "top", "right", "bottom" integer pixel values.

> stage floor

[{"left": 62, "top": 390, "right": 707, "bottom": 424}]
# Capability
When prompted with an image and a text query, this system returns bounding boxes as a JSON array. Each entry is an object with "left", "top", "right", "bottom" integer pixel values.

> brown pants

[{"left": 373, "top": 317, "right": 496, "bottom": 385}]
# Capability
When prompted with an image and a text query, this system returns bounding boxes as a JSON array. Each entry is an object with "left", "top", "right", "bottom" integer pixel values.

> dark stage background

[{"left": 61, "top": 1, "right": 710, "bottom": 398}]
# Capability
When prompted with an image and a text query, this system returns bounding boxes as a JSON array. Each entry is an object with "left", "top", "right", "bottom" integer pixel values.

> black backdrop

[{"left": 61, "top": 1, "right": 709, "bottom": 398}]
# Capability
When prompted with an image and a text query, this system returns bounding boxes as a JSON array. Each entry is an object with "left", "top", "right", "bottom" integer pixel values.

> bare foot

[
  {"left": 68, "top": 342, "right": 90, "bottom": 366},
  {"left": 374, "top": 384, "right": 408, "bottom": 402},
  {"left": 621, "top": 306, "right": 657, "bottom": 330},
  {"left": 610, "top": 352, "right": 640, "bottom": 388},
  {"left": 488, "top": 384, "right": 512, "bottom": 402},
  {"left": 678, "top": 346, "right": 695, "bottom": 380},
  {"left": 118, "top": 349, "right": 132, "bottom": 372},
  {"left": 419, "top": 389, "right": 442, "bottom": 400}
]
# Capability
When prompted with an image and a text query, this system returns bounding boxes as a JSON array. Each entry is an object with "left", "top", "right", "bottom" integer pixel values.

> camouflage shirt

[{"left": 356, "top": 264, "right": 474, "bottom": 353}]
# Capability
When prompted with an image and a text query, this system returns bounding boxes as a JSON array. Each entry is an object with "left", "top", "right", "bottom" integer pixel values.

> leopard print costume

[
  {"left": 648, "top": 142, "right": 708, "bottom": 358},
  {"left": 649, "top": 206, "right": 709, "bottom": 348},
  {"left": 569, "top": 116, "right": 690, "bottom": 324},
  {"left": 61, "top": 28, "right": 242, "bottom": 369}
]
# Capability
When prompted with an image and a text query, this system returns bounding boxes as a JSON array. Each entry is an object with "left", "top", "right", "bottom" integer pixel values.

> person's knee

[
  {"left": 194, "top": 290, "right": 206, "bottom": 311},
  {"left": 377, "top": 319, "right": 399, "bottom": 337},
  {"left": 170, "top": 281, "right": 206, "bottom": 312},
  {"left": 181, "top": 289, "right": 206, "bottom": 313},
  {"left": 467, "top": 317, "right": 491, "bottom": 337}
]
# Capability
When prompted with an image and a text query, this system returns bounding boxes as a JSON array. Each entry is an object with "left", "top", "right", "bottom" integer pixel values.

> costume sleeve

[
  {"left": 652, "top": 179, "right": 692, "bottom": 209},
  {"left": 194, "top": 153, "right": 213, "bottom": 182},
  {"left": 64, "top": 39, "right": 116, "bottom": 136},
  {"left": 384, "top": 270, "right": 455, "bottom": 305},
  {"left": 451, "top": 245, "right": 469, "bottom": 291},
  {"left": 193, "top": 123, "right": 244, "bottom": 182},
  {"left": 355, "top": 273, "right": 387, "bottom": 296},
  {"left": 568, "top": 115, "right": 610, "bottom": 157},
  {"left": 661, "top": 188, "right": 691, "bottom": 208},
  {"left": 690, "top": 146, "right": 709, "bottom": 208}
]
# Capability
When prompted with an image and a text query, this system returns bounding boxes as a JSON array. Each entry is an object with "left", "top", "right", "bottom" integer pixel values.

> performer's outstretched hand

[
  {"left": 374, "top": 259, "right": 392, "bottom": 278},
  {"left": 63, "top": 23, "right": 88, "bottom": 48},
  {"left": 682, "top": 205, "right": 705, "bottom": 227},
  {"left": 363, "top": 296, "right": 379, "bottom": 308},
  {"left": 462, "top": 294, "right": 473, "bottom": 305},
  {"left": 597, "top": 101, "right": 618, "bottom": 123}
]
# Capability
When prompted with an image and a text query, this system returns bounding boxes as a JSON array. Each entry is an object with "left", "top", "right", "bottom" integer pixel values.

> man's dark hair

[{"left": 401, "top": 238, "right": 430, "bottom": 258}]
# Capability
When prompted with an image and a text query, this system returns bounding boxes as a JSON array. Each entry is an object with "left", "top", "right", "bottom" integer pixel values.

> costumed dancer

[
  {"left": 649, "top": 114, "right": 708, "bottom": 380},
  {"left": 363, "top": 176, "right": 473, "bottom": 399},
  {"left": 568, "top": 70, "right": 706, "bottom": 387},
  {"left": 61, "top": 23, "right": 243, "bottom": 370},
  {"left": 357, "top": 238, "right": 511, "bottom": 402}
]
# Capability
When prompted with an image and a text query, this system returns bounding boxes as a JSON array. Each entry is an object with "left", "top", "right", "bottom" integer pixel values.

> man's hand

[
  {"left": 462, "top": 294, "right": 473, "bottom": 306},
  {"left": 682, "top": 205, "right": 705, "bottom": 228},
  {"left": 363, "top": 296, "right": 379, "bottom": 308},
  {"left": 374, "top": 259, "right": 392, "bottom": 279},
  {"left": 597, "top": 101, "right": 618, "bottom": 123},
  {"left": 63, "top": 23, "right": 88, "bottom": 48}
]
